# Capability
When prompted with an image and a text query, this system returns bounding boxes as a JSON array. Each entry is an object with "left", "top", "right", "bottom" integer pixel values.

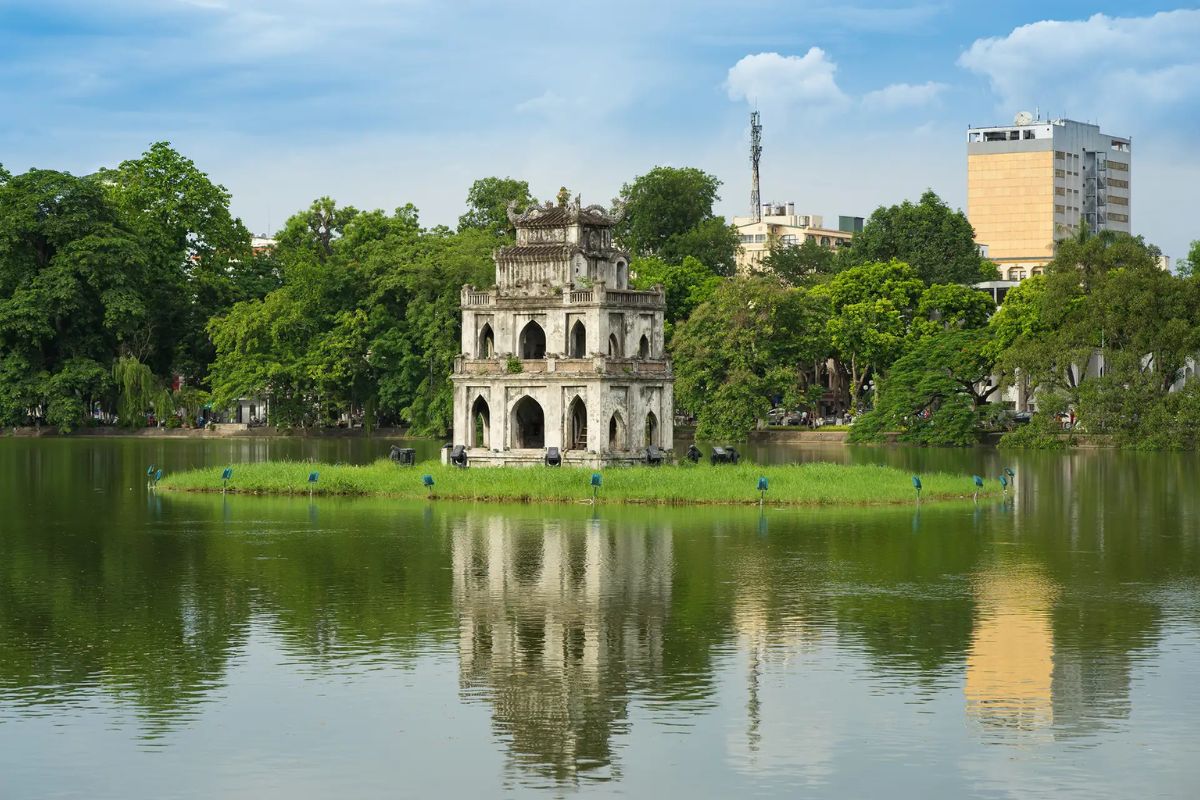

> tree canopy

[
  {"left": 615, "top": 166, "right": 739, "bottom": 276},
  {"left": 845, "top": 190, "right": 996, "bottom": 285},
  {"left": 458, "top": 177, "right": 535, "bottom": 236}
]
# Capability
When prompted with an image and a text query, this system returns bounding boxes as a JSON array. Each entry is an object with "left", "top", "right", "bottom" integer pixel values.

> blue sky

[{"left": 2, "top": 1, "right": 1197, "bottom": 260}]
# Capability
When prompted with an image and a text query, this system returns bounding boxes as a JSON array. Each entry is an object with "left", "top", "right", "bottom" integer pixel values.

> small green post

[
  {"left": 912, "top": 475, "right": 922, "bottom": 503},
  {"left": 590, "top": 473, "right": 602, "bottom": 504},
  {"left": 757, "top": 476, "right": 768, "bottom": 507},
  {"left": 422, "top": 474, "right": 435, "bottom": 497}
]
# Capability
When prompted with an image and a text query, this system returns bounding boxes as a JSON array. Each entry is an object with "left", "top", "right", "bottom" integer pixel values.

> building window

[
  {"left": 1055, "top": 205, "right": 1066, "bottom": 214},
  {"left": 1108, "top": 178, "right": 1129, "bottom": 188},
  {"left": 1055, "top": 187, "right": 1066, "bottom": 196},
  {"left": 1109, "top": 195, "right": 1128, "bottom": 206},
  {"left": 1055, "top": 169, "right": 1066, "bottom": 178},
  {"left": 1109, "top": 161, "right": 1129, "bottom": 172},
  {"left": 1111, "top": 141, "right": 1131, "bottom": 153},
  {"left": 1055, "top": 151, "right": 1066, "bottom": 160},
  {"left": 1107, "top": 212, "right": 1129, "bottom": 223}
]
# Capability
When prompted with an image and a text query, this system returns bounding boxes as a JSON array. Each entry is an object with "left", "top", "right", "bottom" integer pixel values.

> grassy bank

[{"left": 158, "top": 460, "right": 995, "bottom": 507}]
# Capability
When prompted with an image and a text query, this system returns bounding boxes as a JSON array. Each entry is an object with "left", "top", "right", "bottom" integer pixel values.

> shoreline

[{"left": 158, "top": 460, "right": 998, "bottom": 508}]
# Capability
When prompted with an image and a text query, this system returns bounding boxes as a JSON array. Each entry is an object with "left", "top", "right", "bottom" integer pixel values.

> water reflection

[
  {"left": 1, "top": 439, "right": 1199, "bottom": 797},
  {"left": 966, "top": 567, "right": 1057, "bottom": 735},
  {"left": 451, "top": 513, "right": 672, "bottom": 785}
]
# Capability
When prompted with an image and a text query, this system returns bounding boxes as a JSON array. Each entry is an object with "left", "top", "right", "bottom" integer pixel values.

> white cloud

[
  {"left": 862, "top": 81, "right": 946, "bottom": 112},
  {"left": 724, "top": 49, "right": 848, "bottom": 114},
  {"left": 958, "top": 10, "right": 1200, "bottom": 121}
]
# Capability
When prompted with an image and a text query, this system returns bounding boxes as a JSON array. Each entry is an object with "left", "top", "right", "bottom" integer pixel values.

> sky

[{"left": 2, "top": 0, "right": 1198, "bottom": 260}]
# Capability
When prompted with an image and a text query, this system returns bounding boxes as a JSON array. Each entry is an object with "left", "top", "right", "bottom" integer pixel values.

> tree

[
  {"left": 629, "top": 256, "right": 720, "bottom": 334},
  {"left": 817, "top": 260, "right": 926, "bottom": 409},
  {"left": 1174, "top": 239, "right": 1200, "bottom": 278},
  {"left": 615, "top": 166, "right": 740, "bottom": 275},
  {"left": 850, "top": 328, "right": 998, "bottom": 446},
  {"left": 759, "top": 237, "right": 836, "bottom": 285},
  {"left": 458, "top": 177, "right": 535, "bottom": 236},
  {"left": 910, "top": 283, "right": 994, "bottom": 342},
  {"left": 992, "top": 231, "right": 1200, "bottom": 448},
  {"left": 671, "top": 278, "right": 830, "bottom": 439},
  {"left": 845, "top": 190, "right": 996, "bottom": 285},
  {"left": 112, "top": 355, "right": 173, "bottom": 427},
  {"left": 100, "top": 142, "right": 258, "bottom": 382},
  {"left": 0, "top": 168, "right": 152, "bottom": 429},
  {"left": 276, "top": 197, "right": 359, "bottom": 262}
]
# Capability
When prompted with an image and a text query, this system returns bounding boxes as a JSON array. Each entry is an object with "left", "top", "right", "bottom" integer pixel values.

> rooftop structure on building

[
  {"left": 450, "top": 195, "right": 673, "bottom": 466},
  {"left": 967, "top": 113, "right": 1131, "bottom": 282},
  {"left": 732, "top": 203, "right": 861, "bottom": 273}
]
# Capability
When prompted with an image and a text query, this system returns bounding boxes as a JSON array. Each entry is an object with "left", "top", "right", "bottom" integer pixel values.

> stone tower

[{"left": 451, "top": 195, "right": 673, "bottom": 466}]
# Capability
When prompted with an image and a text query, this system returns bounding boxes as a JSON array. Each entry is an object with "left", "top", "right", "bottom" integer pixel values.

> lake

[{"left": 1, "top": 437, "right": 1198, "bottom": 798}]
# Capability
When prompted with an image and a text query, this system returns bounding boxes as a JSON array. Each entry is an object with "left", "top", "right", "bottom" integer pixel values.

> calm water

[{"left": 1, "top": 438, "right": 1199, "bottom": 799}]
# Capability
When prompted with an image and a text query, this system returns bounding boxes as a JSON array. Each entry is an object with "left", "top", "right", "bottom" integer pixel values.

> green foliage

[
  {"left": 759, "top": 237, "right": 837, "bottom": 286},
  {"left": 113, "top": 355, "right": 173, "bottom": 427},
  {"left": 850, "top": 329, "right": 994, "bottom": 446},
  {"left": 615, "top": 167, "right": 739, "bottom": 275},
  {"left": 672, "top": 277, "right": 830, "bottom": 439},
  {"left": 208, "top": 204, "right": 494, "bottom": 434},
  {"left": 505, "top": 355, "right": 523, "bottom": 374},
  {"left": 629, "top": 255, "right": 720, "bottom": 334},
  {"left": 1178, "top": 240, "right": 1200, "bottom": 278},
  {"left": 458, "top": 177, "right": 534, "bottom": 235},
  {"left": 844, "top": 190, "right": 996, "bottom": 285},
  {"left": 817, "top": 260, "right": 925, "bottom": 408}
]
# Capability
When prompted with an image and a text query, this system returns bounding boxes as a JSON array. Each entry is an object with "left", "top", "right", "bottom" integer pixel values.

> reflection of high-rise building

[
  {"left": 451, "top": 513, "right": 672, "bottom": 784},
  {"left": 965, "top": 568, "right": 1057, "bottom": 734}
]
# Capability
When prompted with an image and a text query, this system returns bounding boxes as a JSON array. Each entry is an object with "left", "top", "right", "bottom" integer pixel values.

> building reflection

[
  {"left": 451, "top": 512, "right": 672, "bottom": 784},
  {"left": 965, "top": 567, "right": 1057, "bottom": 734}
]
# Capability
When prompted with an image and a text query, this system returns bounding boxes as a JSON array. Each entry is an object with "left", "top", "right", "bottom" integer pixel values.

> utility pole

[{"left": 750, "top": 110, "right": 762, "bottom": 221}]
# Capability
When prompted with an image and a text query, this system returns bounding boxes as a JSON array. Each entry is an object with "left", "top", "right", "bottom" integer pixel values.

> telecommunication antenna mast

[{"left": 750, "top": 110, "right": 762, "bottom": 221}]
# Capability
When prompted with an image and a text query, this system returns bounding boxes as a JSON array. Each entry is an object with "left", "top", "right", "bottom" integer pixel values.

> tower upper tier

[{"left": 495, "top": 196, "right": 631, "bottom": 294}]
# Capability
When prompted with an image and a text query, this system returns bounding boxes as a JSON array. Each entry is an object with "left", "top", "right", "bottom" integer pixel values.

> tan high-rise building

[{"left": 967, "top": 114, "right": 1131, "bottom": 281}]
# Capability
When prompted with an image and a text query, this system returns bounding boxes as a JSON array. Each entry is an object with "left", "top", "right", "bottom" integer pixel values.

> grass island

[{"left": 158, "top": 460, "right": 998, "bottom": 507}]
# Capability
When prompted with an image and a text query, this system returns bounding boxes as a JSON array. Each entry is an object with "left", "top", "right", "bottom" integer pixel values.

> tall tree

[
  {"left": 615, "top": 166, "right": 739, "bottom": 276},
  {"left": 458, "top": 177, "right": 534, "bottom": 236},
  {"left": 101, "top": 142, "right": 258, "bottom": 381},
  {"left": 671, "top": 278, "right": 830, "bottom": 439},
  {"left": 0, "top": 169, "right": 145, "bottom": 429},
  {"left": 845, "top": 190, "right": 996, "bottom": 285},
  {"left": 816, "top": 260, "right": 926, "bottom": 409}
]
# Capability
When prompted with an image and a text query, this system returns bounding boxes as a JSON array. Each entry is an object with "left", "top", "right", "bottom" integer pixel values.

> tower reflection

[{"left": 451, "top": 512, "right": 673, "bottom": 784}]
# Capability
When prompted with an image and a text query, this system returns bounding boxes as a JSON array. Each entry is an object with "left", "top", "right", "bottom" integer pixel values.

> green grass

[{"left": 158, "top": 460, "right": 996, "bottom": 507}]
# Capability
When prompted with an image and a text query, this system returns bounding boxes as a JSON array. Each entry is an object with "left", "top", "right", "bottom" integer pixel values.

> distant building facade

[
  {"left": 967, "top": 114, "right": 1132, "bottom": 281},
  {"left": 451, "top": 196, "right": 673, "bottom": 466},
  {"left": 732, "top": 203, "right": 860, "bottom": 273}
]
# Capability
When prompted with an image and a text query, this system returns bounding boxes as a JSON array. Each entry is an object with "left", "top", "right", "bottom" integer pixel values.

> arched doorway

[
  {"left": 477, "top": 324, "right": 494, "bottom": 358},
  {"left": 471, "top": 395, "right": 490, "bottom": 448},
  {"left": 566, "top": 396, "right": 587, "bottom": 450},
  {"left": 615, "top": 261, "right": 628, "bottom": 289},
  {"left": 519, "top": 320, "right": 546, "bottom": 359},
  {"left": 511, "top": 396, "right": 545, "bottom": 449},
  {"left": 638, "top": 335, "right": 649, "bottom": 359},
  {"left": 608, "top": 411, "right": 625, "bottom": 451},
  {"left": 569, "top": 320, "right": 587, "bottom": 358},
  {"left": 607, "top": 333, "right": 622, "bottom": 358},
  {"left": 644, "top": 411, "right": 658, "bottom": 447}
]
